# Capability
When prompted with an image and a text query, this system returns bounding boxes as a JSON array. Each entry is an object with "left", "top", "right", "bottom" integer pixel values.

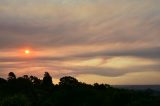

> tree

[
  {"left": 59, "top": 76, "right": 79, "bottom": 87},
  {"left": 23, "top": 75, "right": 29, "bottom": 80},
  {"left": 8, "top": 72, "right": 16, "bottom": 81},
  {"left": 14, "top": 77, "right": 33, "bottom": 92},
  {"left": 30, "top": 76, "right": 41, "bottom": 87},
  {"left": 94, "top": 83, "right": 111, "bottom": 89},
  {"left": 42, "top": 72, "right": 53, "bottom": 86}
]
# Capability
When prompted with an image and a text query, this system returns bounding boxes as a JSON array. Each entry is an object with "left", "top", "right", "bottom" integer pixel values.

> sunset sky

[{"left": 0, "top": 0, "right": 160, "bottom": 85}]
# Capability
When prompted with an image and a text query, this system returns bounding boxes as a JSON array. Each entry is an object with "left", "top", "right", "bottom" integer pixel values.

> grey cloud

[
  {"left": 64, "top": 64, "right": 160, "bottom": 77},
  {"left": 0, "top": 0, "right": 160, "bottom": 81},
  {"left": 0, "top": 61, "right": 160, "bottom": 78},
  {"left": 73, "top": 47, "right": 160, "bottom": 59},
  {"left": 0, "top": 0, "right": 160, "bottom": 49},
  {"left": 0, "top": 46, "right": 159, "bottom": 64}
]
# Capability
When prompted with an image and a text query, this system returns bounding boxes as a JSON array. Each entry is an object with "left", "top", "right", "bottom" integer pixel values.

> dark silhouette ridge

[{"left": 0, "top": 72, "right": 160, "bottom": 106}]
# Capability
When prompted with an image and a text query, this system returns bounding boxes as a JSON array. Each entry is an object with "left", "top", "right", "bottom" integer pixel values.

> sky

[{"left": 0, "top": 0, "right": 160, "bottom": 85}]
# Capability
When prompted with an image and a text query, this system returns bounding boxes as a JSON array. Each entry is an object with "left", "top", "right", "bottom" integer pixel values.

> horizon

[
  {"left": 1, "top": 72, "right": 160, "bottom": 86},
  {"left": 1, "top": 70, "right": 160, "bottom": 85},
  {"left": 0, "top": 0, "right": 160, "bottom": 85}
]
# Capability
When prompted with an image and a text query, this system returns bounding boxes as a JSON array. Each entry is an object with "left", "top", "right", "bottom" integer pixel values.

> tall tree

[{"left": 42, "top": 72, "right": 53, "bottom": 86}]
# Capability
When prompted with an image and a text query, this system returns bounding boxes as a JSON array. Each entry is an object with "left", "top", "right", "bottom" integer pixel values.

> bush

[{"left": 0, "top": 94, "right": 31, "bottom": 106}]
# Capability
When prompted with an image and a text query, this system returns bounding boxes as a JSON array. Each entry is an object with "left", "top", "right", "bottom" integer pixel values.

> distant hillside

[{"left": 113, "top": 85, "right": 160, "bottom": 91}]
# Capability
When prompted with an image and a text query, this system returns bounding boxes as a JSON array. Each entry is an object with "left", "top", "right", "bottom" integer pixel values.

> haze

[{"left": 0, "top": 0, "right": 160, "bottom": 85}]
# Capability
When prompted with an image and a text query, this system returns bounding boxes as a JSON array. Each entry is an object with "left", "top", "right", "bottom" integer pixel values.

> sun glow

[{"left": 25, "top": 50, "right": 30, "bottom": 54}]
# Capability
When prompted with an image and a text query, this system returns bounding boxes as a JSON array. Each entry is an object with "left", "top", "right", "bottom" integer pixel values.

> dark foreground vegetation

[{"left": 0, "top": 72, "right": 160, "bottom": 106}]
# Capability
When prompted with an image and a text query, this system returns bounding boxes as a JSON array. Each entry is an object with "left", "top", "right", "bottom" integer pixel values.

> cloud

[
  {"left": 0, "top": 54, "right": 160, "bottom": 78},
  {"left": 0, "top": 60, "right": 160, "bottom": 78},
  {"left": 73, "top": 47, "right": 160, "bottom": 59},
  {"left": 0, "top": 0, "right": 160, "bottom": 84},
  {"left": 0, "top": 0, "right": 159, "bottom": 49}
]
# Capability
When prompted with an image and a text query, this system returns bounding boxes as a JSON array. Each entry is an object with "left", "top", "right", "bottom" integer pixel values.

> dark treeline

[{"left": 0, "top": 72, "right": 160, "bottom": 106}]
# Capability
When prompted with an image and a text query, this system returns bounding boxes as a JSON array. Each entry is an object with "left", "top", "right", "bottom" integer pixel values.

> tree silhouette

[
  {"left": 8, "top": 72, "right": 16, "bottom": 80},
  {"left": 30, "top": 75, "right": 41, "bottom": 87},
  {"left": 0, "top": 72, "right": 160, "bottom": 106},
  {"left": 94, "top": 83, "right": 111, "bottom": 89},
  {"left": 14, "top": 77, "right": 33, "bottom": 92},
  {"left": 59, "top": 76, "right": 80, "bottom": 87},
  {"left": 23, "top": 75, "right": 30, "bottom": 80},
  {"left": 42, "top": 72, "right": 53, "bottom": 87}
]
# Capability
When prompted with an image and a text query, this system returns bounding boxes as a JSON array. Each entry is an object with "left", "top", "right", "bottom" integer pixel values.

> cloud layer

[{"left": 0, "top": 0, "right": 160, "bottom": 84}]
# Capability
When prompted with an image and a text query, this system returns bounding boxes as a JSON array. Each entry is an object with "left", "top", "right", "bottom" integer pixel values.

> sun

[{"left": 25, "top": 50, "right": 30, "bottom": 54}]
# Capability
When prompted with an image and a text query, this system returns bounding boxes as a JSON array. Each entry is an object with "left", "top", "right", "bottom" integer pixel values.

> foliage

[
  {"left": 0, "top": 72, "right": 160, "bottom": 106},
  {"left": 0, "top": 94, "right": 31, "bottom": 106}
]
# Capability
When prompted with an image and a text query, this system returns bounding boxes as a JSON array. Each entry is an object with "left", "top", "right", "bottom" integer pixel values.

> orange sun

[{"left": 25, "top": 50, "right": 30, "bottom": 54}]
